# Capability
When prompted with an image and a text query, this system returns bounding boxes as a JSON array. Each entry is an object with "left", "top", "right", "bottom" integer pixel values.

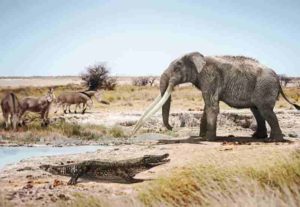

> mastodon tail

[{"left": 279, "top": 84, "right": 300, "bottom": 110}]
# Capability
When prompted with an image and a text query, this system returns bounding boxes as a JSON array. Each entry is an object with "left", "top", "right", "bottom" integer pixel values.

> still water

[{"left": 0, "top": 145, "right": 103, "bottom": 169}]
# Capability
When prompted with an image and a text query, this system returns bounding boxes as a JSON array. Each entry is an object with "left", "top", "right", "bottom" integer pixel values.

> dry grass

[
  {"left": 0, "top": 84, "right": 299, "bottom": 141},
  {"left": 0, "top": 84, "right": 84, "bottom": 98},
  {"left": 0, "top": 116, "right": 127, "bottom": 143},
  {"left": 94, "top": 85, "right": 300, "bottom": 112},
  {"left": 57, "top": 193, "right": 108, "bottom": 207},
  {"left": 138, "top": 147, "right": 300, "bottom": 207},
  {"left": 1, "top": 84, "right": 299, "bottom": 113},
  {"left": 0, "top": 193, "right": 13, "bottom": 207}
]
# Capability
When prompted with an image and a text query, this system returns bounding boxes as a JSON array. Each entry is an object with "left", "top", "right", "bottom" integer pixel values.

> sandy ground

[
  {"left": 1, "top": 138, "right": 299, "bottom": 206},
  {"left": 0, "top": 76, "right": 299, "bottom": 206},
  {"left": 0, "top": 76, "right": 154, "bottom": 88},
  {"left": 0, "top": 77, "right": 82, "bottom": 88},
  {"left": 60, "top": 109, "right": 300, "bottom": 139},
  {"left": 0, "top": 109, "right": 299, "bottom": 206}
]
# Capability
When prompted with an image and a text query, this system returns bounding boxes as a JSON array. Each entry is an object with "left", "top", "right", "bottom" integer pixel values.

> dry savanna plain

[{"left": 0, "top": 76, "right": 300, "bottom": 207}]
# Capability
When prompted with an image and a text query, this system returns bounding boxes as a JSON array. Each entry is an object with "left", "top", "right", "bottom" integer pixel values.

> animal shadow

[
  {"left": 79, "top": 177, "right": 152, "bottom": 184},
  {"left": 157, "top": 136, "right": 293, "bottom": 145},
  {"left": 157, "top": 137, "right": 205, "bottom": 144}
]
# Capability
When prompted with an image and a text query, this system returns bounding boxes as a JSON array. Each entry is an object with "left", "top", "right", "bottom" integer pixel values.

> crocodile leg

[
  {"left": 67, "top": 165, "right": 89, "bottom": 185},
  {"left": 117, "top": 170, "right": 143, "bottom": 183},
  {"left": 68, "top": 175, "right": 80, "bottom": 185}
]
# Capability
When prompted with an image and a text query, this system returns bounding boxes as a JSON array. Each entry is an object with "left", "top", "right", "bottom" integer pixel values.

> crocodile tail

[{"left": 279, "top": 84, "right": 300, "bottom": 110}]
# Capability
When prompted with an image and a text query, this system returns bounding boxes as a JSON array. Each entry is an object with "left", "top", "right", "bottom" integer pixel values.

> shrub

[
  {"left": 148, "top": 76, "right": 156, "bottom": 86},
  {"left": 109, "top": 126, "right": 125, "bottom": 138},
  {"left": 132, "top": 76, "right": 156, "bottom": 86},
  {"left": 103, "top": 77, "right": 117, "bottom": 90},
  {"left": 279, "top": 74, "right": 292, "bottom": 87},
  {"left": 81, "top": 63, "right": 110, "bottom": 90}
]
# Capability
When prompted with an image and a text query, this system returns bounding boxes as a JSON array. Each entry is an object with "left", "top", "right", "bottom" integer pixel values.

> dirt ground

[
  {"left": 1, "top": 137, "right": 299, "bottom": 207},
  {"left": 0, "top": 109, "right": 299, "bottom": 206},
  {"left": 0, "top": 77, "right": 299, "bottom": 206},
  {"left": 0, "top": 76, "right": 146, "bottom": 88}
]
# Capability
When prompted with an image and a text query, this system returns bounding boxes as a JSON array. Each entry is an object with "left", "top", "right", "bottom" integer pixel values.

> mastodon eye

[{"left": 174, "top": 61, "right": 183, "bottom": 71}]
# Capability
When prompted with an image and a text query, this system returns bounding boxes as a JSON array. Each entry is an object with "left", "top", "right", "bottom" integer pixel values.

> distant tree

[
  {"left": 81, "top": 63, "right": 110, "bottom": 90},
  {"left": 132, "top": 76, "right": 156, "bottom": 86},
  {"left": 278, "top": 74, "right": 292, "bottom": 87},
  {"left": 103, "top": 77, "right": 117, "bottom": 90},
  {"left": 296, "top": 80, "right": 300, "bottom": 88},
  {"left": 132, "top": 77, "right": 148, "bottom": 86},
  {"left": 148, "top": 76, "right": 156, "bottom": 86}
]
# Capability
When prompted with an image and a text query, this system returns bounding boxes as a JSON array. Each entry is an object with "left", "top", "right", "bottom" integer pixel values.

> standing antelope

[
  {"left": 1, "top": 92, "right": 21, "bottom": 130},
  {"left": 19, "top": 88, "right": 55, "bottom": 126},
  {"left": 73, "top": 90, "right": 109, "bottom": 112},
  {"left": 55, "top": 91, "right": 93, "bottom": 114},
  {"left": 55, "top": 90, "right": 107, "bottom": 114}
]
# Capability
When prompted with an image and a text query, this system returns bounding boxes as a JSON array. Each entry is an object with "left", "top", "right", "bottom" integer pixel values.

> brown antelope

[
  {"left": 72, "top": 90, "right": 109, "bottom": 112},
  {"left": 19, "top": 88, "right": 55, "bottom": 126},
  {"left": 1, "top": 92, "right": 21, "bottom": 130},
  {"left": 55, "top": 91, "right": 93, "bottom": 114},
  {"left": 55, "top": 90, "right": 108, "bottom": 114}
]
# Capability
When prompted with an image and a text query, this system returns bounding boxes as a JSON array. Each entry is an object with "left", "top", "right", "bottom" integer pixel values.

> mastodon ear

[{"left": 188, "top": 52, "right": 206, "bottom": 73}]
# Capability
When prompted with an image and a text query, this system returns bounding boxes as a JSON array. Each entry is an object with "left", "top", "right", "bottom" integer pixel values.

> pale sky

[{"left": 0, "top": 0, "right": 299, "bottom": 76}]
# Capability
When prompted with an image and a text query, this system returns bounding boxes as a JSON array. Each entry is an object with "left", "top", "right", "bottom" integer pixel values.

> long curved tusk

[
  {"left": 132, "top": 85, "right": 172, "bottom": 135},
  {"left": 133, "top": 94, "right": 161, "bottom": 132}
]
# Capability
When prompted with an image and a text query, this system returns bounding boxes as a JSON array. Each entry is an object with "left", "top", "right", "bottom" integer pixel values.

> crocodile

[{"left": 40, "top": 153, "right": 170, "bottom": 185}]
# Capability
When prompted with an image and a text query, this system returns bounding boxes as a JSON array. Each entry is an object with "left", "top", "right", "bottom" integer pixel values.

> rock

[
  {"left": 23, "top": 183, "right": 33, "bottom": 189},
  {"left": 220, "top": 146, "right": 233, "bottom": 151},
  {"left": 58, "top": 194, "right": 69, "bottom": 201},
  {"left": 288, "top": 132, "right": 298, "bottom": 138},
  {"left": 120, "top": 121, "right": 136, "bottom": 126},
  {"left": 17, "top": 167, "right": 34, "bottom": 171},
  {"left": 50, "top": 197, "right": 57, "bottom": 202},
  {"left": 240, "top": 119, "right": 252, "bottom": 128},
  {"left": 53, "top": 179, "right": 64, "bottom": 187}
]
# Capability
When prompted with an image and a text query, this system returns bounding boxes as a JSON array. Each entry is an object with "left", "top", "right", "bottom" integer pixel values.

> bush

[
  {"left": 279, "top": 74, "right": 292, "bottom": 87},
  {"left": 81, "top": 63, "right": 110, "bottom": 90},
  {"left": 109, "top": 126, "right": 125, "bottom": 138},
  {"left": 103, "top": 77, "right": 117, "bottom": 90},
  {"left": 132, "top": 76, "right": 156, "bottom": 86},
  {"left": 148, "top": 76, "right": 156, "bottom": 86}
]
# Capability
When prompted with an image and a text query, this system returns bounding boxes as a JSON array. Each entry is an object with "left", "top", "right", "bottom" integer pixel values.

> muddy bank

[
  {"left": 0, "top": 109, "right": 299, "bottom": 206},
  {"left": 1, "top": 110, "right": 299, "bottom": 147},
  {"left": 1, "top": 137, "right": 299, "bottom": 207},
  {"left": 61, "top": 109, "right": 300, "bottom": 138}
]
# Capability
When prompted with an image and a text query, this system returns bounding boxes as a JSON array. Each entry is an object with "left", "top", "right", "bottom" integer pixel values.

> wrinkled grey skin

[
  {"left": 160, "top": 52, "right": 300, "bottom": 141},
  {"left": 1, "top": 93, "right": 21, "bottom": 130}
]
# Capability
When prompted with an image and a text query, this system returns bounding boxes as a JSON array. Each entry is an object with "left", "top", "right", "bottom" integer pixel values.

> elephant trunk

[{"left": 160, "top": 73, "right": 173, "bottom": 130}]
